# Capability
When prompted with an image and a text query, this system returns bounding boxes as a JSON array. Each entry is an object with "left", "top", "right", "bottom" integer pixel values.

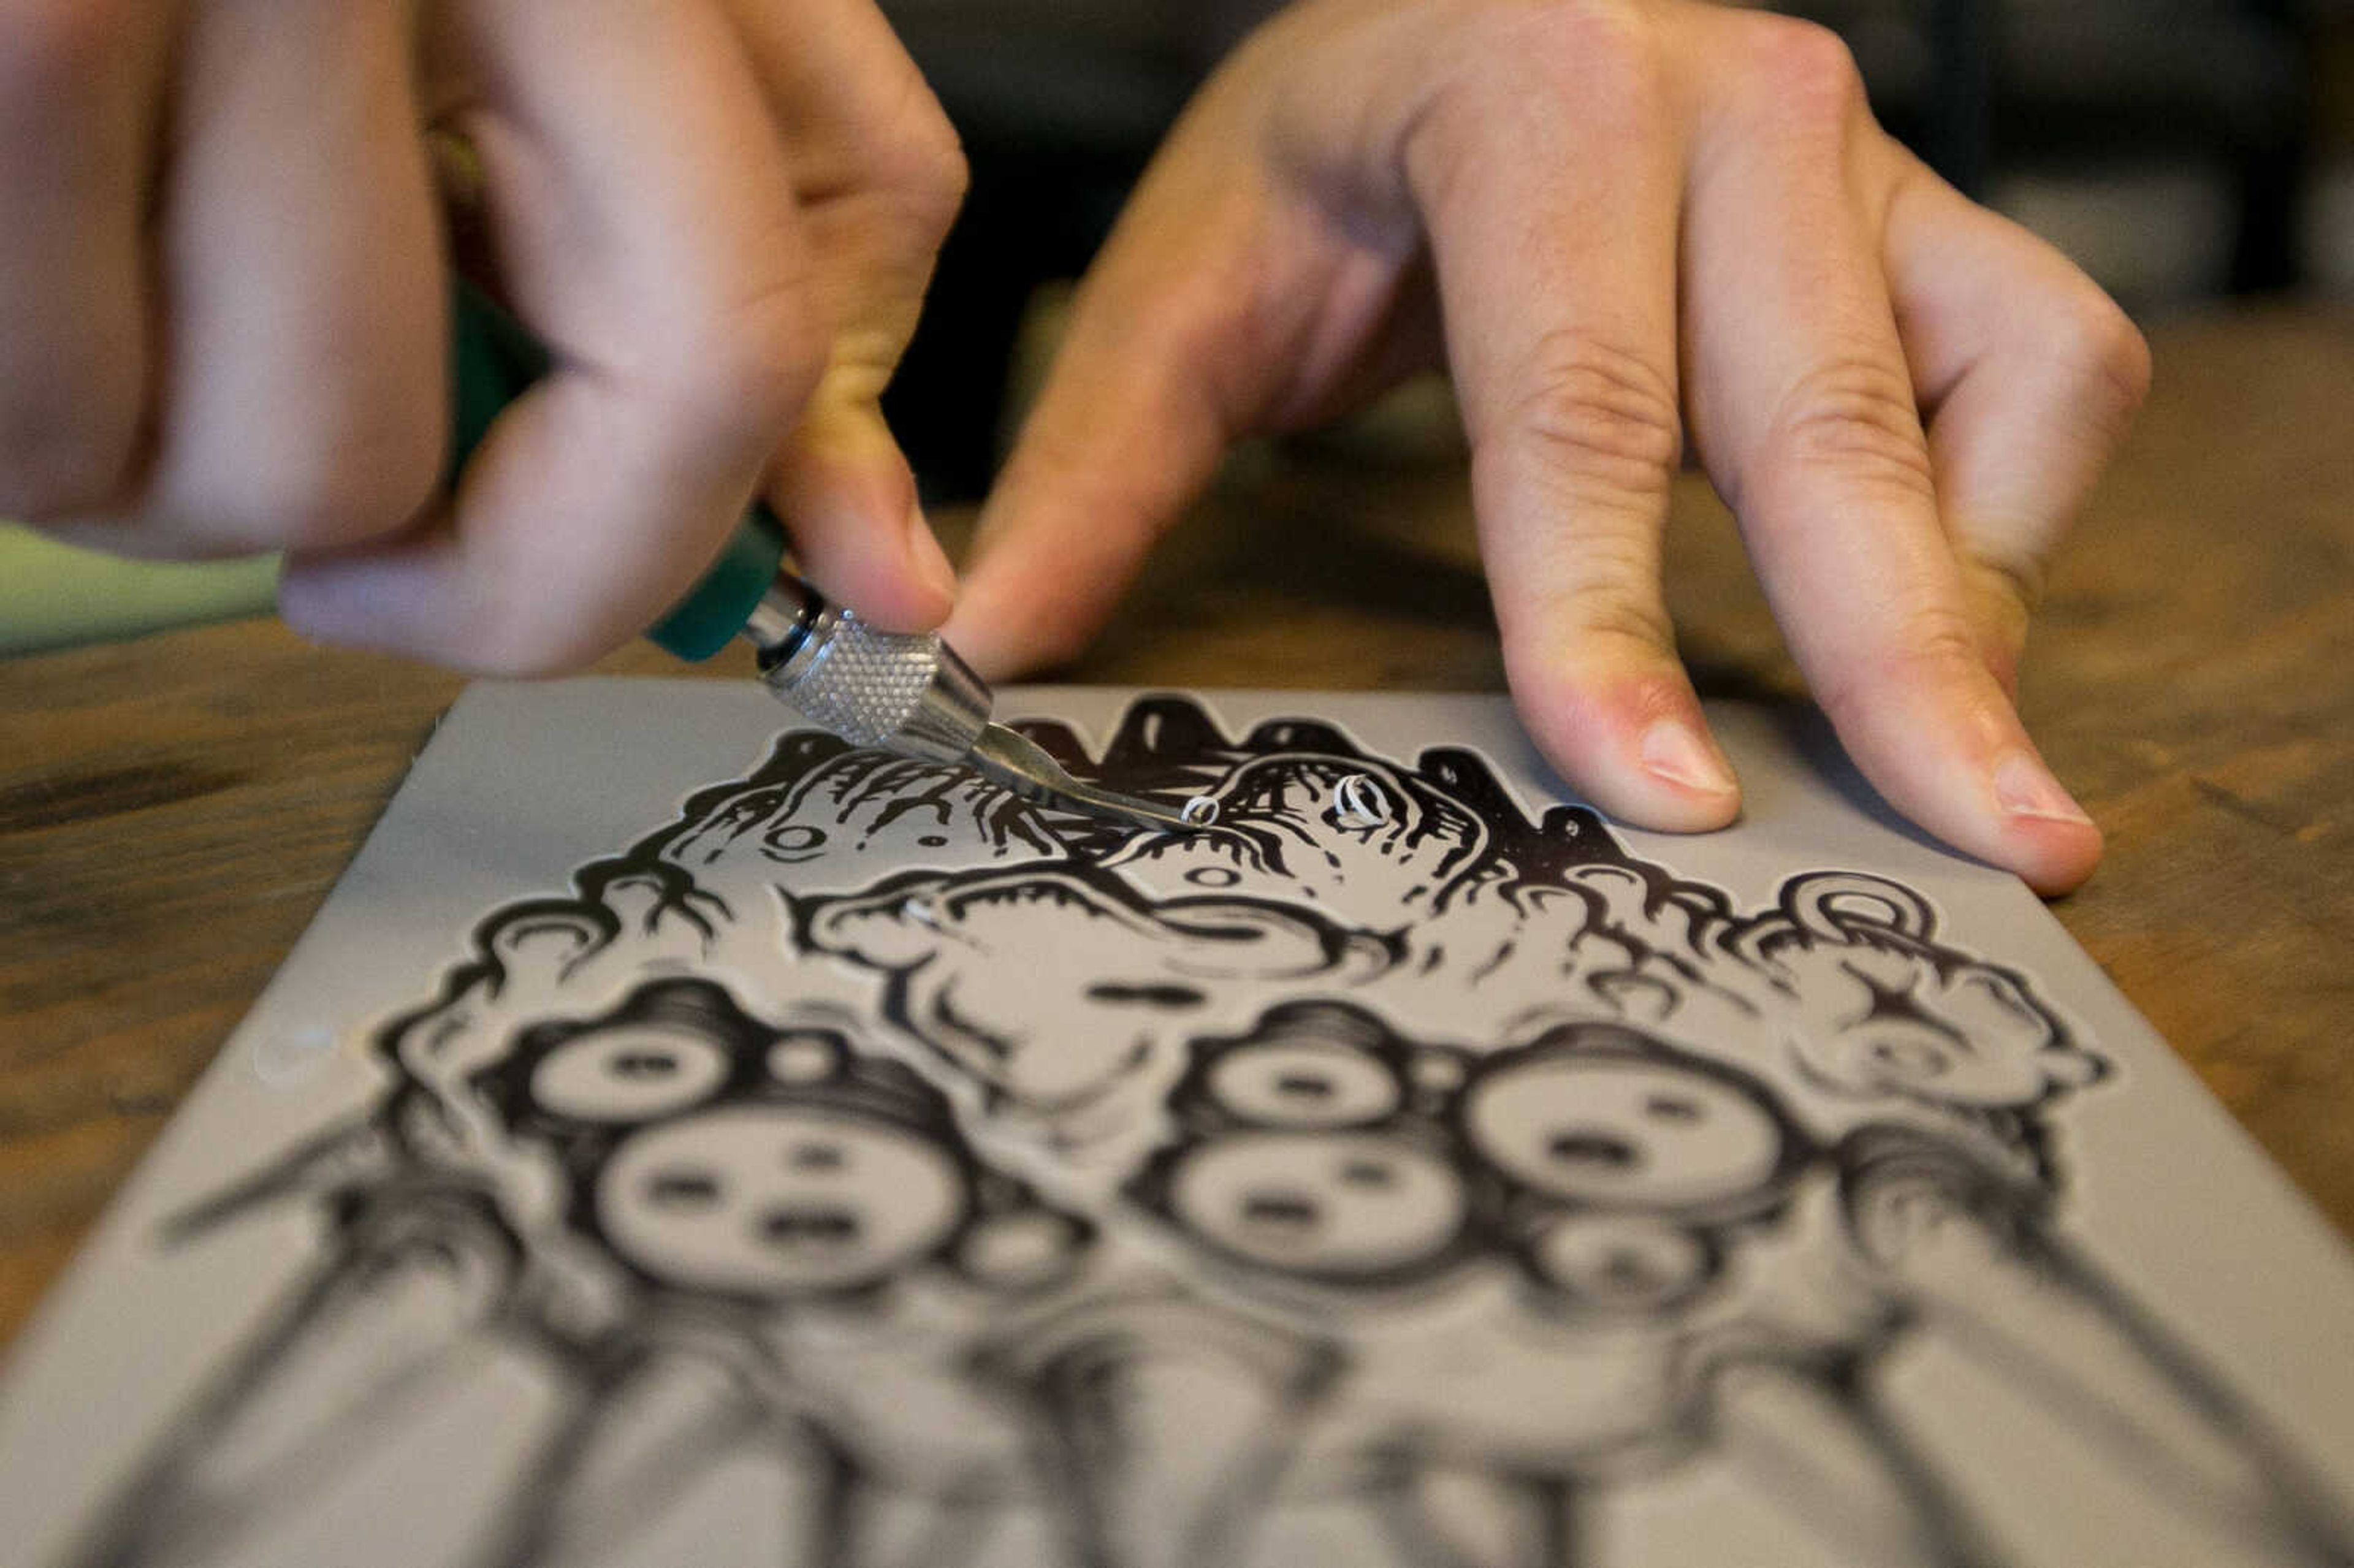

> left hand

[{"left": 941, "top": 0, "right": 2150, "bottom": 896}]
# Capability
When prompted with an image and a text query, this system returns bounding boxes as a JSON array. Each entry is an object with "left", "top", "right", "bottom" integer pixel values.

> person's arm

[{"left": 945, "top": 0, "right": 2149, "bottom": 895}]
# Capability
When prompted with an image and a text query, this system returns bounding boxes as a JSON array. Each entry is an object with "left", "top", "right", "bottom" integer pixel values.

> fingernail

[
  {"left": 1994, "top": 752, "right": 2093, "bottom": 827},
  {"left": 906, "top": 501, "right": 958, "bottom": 604},
  {"left": 1640, "top": 720, "right": 1737, "bottom": 796}
]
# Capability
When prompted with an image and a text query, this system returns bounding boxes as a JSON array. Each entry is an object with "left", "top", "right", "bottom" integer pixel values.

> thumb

[{"left": 764, "top": 363, "right": 959, "bottom": 634}]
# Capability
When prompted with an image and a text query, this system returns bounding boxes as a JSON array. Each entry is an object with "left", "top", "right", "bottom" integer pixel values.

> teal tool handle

[{"left": 447, "top": 281, "right": 788, "bottom": 661}]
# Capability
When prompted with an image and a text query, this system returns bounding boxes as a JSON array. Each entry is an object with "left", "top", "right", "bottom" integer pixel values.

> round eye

[
  {"left": 763, "top": 823, "right": 827, "bottom": 860},
  {"left": 1186, "top": 865, "right": 1241, "bottom": 889},
  {"left": 1464, "top": 1056, "right": 1787, "bottom": 1212},
  {"left": 1527, "top": 1216, "right": 1714, "bottom": 1314},
  {"left": 1165, "top": 1132, "right": 1466, "bottom": 1279},
  {"left": 1206, "top": 1040, "right": 1401, "bottom": 1128},
  {"left": 530, "top": 1026, "right": 731, "bottom": 1122}
]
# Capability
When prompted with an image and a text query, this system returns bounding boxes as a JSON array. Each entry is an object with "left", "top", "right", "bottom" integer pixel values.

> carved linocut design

[{"left": 66, "top": 698, "right": 2353, "bottom": 1567}]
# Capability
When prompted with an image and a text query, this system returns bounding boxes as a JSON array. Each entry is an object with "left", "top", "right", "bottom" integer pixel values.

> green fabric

[{"left": 0, "top": 524, "right": 278, "bottom": 656}]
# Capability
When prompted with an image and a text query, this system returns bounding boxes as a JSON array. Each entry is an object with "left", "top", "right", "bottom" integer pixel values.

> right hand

[{"left": 1, "top": 0, "right": 967, "bottom": 671}]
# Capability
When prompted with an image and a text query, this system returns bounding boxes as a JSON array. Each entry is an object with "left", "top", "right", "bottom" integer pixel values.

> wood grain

[{"left": 3, "top": 305, "right": 2350, "bottom": 1353}]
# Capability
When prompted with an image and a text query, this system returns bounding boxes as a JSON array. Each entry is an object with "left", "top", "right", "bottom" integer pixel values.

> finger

[
  {"left": 1405, "top": 9, "right": 1739, "bottom": 832},
  {"left": 86, "top": 0, "right": 446, "bottom": 560},
  {"left": 937, "top": 130, "right": 1266, "bottom": 677},
  {"left": 765, "top": 402, "right": 957, "bottom": 632},
  {"left": 1881, "top": 153, "right": 2151, "bottom": 691},
  {"left": 0, "top": 1, "right": 167, "bottom": 519},
  {"left": 1682, "top": 18, "right": 2098, "bottom": 894},
  {"left": 728, "top": 0, "right": 967, "bottom": 631},
  {"left": 280, "top": 0, "right": 825, "bottom": 673}
]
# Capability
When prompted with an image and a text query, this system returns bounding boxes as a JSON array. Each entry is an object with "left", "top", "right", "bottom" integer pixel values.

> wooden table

[{"left": 3, "top": 305, "right": 2350, "bottom": 1352}]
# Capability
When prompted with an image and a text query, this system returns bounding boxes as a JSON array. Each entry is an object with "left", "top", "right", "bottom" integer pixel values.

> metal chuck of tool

[{"left": 738, "top": 574, "right": 1204, "bottom": 835}]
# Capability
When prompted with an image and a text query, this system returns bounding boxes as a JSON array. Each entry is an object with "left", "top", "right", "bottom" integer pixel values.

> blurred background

[{"left": 7, "top": 0, "right": 2353, "bottom": 652}]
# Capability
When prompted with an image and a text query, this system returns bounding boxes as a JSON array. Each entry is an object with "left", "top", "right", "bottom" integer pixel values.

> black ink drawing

[{"left": 58, "top": 698, "right": 2354, "bottom": 1567}]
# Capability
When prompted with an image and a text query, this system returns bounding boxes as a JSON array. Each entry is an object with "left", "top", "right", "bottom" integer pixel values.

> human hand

[
  {"left": 943, "top": 0, "right": 2149, "bottom": 895},
  {"left": 1, "top": 0, "right": 965, "bottom": 671}
]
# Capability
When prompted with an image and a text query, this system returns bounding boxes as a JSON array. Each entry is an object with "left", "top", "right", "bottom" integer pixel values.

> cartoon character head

[
  {"left": 1457, "top": 1026, "right": 1805, "bottom": 1225},
  {"left": 807, "top": 869, "right": 1397, "bottom": 1131},
  {"left": 1127, "top": 1002, "right": 1485, "bottom": 1295},
  {"left": 1125, "top": 1003, "right": 1821, "bottom": 1340},
  {"left": 346, "top": 702, "right": 2106, "bottom": 1319},
  {"left": 386, "top": 974, "right": 1095, "bottom": 1314}
]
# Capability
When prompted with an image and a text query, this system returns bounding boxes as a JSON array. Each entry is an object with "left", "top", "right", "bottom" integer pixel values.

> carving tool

[{"left": 449, "top": 284, "right": 1197, "bottom": 835}]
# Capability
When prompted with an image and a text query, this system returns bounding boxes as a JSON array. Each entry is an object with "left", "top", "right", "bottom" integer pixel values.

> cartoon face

[
  {"left": 405, "top": 980, "right": 1076, "bottom": 1311},
  {"left": 1461, "top": 1045, "right": 1796, "bottom": 1217},
  {"left": 1110, "top": 755, "right": 1490, "bottom": 913},
  {"left": 1161, "top": 1130, "right": 1468, "bottom": 1281},
  {"left": 810, "top": 869, "right": 1395, "bottom": 1117},
  {"left": 596, "top": 1105, "right": 968, "bottom": 1296},
  {"left": 1770, "top": 943, "right": 2098, "bottom": 1108}
]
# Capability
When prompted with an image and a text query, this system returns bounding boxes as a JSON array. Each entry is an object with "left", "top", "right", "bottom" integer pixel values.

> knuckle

[
  {"left": 1763, "top": 354, "right": 1935, "bottom": 506},
  {"left": 820, "top": 70, "right": 970, "bottom": 254},
  {"left": 1495, "top": 330, "right": 1683, "bottom": 509},
  {"left": 1512, "top": 0, "right": 1664, "bottom": 102},
  {"left": 1544, "top": 569, "right": 1677, "bottom": 661},
  {"left": 1815, "top": 604, "right": 1986, "bottom": 729},
  {"left": 1734, "top": 14, "right": 1867, "bottom": 135},
  {"left": 1411, "top": 0, "right": 1665, "bottom": 176},
  {"left": 2049, "top": 288, "right": 2153, "bottom": 430},
  {"left": 883, "top": 105, "right": 970, "bottom": 246}
]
